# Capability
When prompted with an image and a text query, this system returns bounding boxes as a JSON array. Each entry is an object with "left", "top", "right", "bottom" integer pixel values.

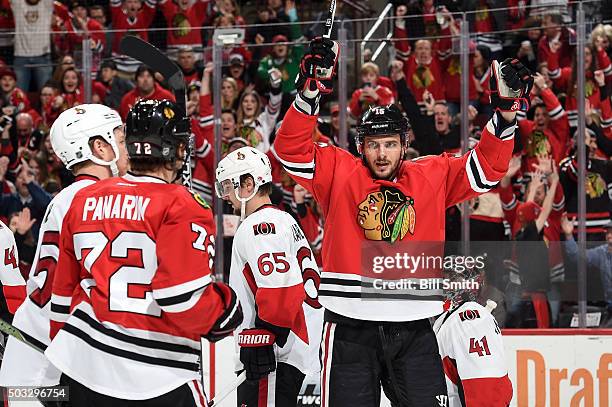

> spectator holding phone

[{"left": 349, "top": 62, "right": 394, "bottom": 118}]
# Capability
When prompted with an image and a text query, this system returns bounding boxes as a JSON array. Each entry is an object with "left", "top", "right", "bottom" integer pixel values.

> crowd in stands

[{"left": 0, "top": 0, "right": 611, "bottom": 329}]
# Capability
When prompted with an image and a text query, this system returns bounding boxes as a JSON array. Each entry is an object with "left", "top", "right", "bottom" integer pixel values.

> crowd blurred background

[{"left": 0, "top": 0, "right": 611, "bottom": 329}]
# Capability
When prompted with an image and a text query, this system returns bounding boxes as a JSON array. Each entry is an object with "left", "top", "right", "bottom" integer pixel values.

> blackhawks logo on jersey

[
  {"left": 191, "top": 190, "right": 210, "bottom": 209},
  {"left": 526, "top": 130, "right": 551, "bottom": 157},
  {"left": 586, "top": 172, "right": 606, "bottom": 198},
  {"left": 412, "top": 66, "right": 435, "bottom": 89},
  {"left": 357, "top": 186, "right": 416, "bottom": 242},
  {"left": 172, "top": 13, "right": 191, "bottom": 37}
]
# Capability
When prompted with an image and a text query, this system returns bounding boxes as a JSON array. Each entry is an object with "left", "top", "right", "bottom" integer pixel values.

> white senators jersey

[
  {"left": 230, "top": 205, "right": 323, "bottom": 376},
  {"left": 433, "top": 301, "right": 513, "bottom": 407},
  {"left": 0, "top": 219, "right": 25, "bottom": 314},
  {"left": 0, "top": 175, "right": 97, "bottom": 387}
]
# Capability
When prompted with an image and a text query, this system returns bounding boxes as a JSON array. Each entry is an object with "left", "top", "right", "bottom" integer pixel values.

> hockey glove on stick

[
  {"left": 203, "top": 283, "right": 243, "bottom": 342},
  {"left": 489, "top": 58, "right": 534, "bottom": 113},
  {"left": 237, "top": 328, "right": 277, "bottom": 381},
  {"left": 294, "top": 37, "right": 339, "bottom": 115}
]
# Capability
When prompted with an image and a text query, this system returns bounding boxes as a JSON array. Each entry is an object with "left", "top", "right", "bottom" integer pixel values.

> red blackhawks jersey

[
  {"left": 273, "top": 104, "right": 515, "bottom": 321},
  {"left": 0, "top": 219, "right": 25, "bottom": 314},
  {"left": 45, "top": 174, "right": 224, "bottom": 400},
  {"left": 230, "top": 205, "right": 323, "bottom": 378},
  {"left": 0, "top": 175, "right": 97, "bottom": 388},
  {"left": 110, "top": 0, "right": 157, "bottom": 54},
  {"left": 433, "top": 301, "right": 512, "bottom": 407},
  {"left": 159, "top": 0, "right": 210, "bottom": 50}
]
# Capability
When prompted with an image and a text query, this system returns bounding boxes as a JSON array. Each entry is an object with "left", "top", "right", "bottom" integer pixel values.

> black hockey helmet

[
  {"left": 125, "top": 99, "right": 190, "bottom": 162},
  {"left": 355, "top": 104, "right": 411, "bottom": 150}
]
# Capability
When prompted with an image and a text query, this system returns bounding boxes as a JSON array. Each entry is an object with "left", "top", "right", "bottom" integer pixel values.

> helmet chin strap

[
  {"left": 89, "top": 156, "right": 119, "bottom": 176},
  {"left": 234, "top": 184, "right": 260, "bottom": 221}
]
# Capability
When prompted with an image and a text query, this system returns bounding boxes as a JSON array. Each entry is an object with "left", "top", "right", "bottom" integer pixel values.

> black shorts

[
  {"left": 320, "top": 312, "right": 448, "bottom": 407},
  {"left": 60, "top": 374, "right": 208, "bottom": 407},
  {"left": 237, "top": 362, "right": 305, "bottom": 407}
]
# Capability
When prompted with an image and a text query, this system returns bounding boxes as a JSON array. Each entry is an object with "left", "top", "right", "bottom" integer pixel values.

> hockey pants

[{"left": 320, "top": 316, "right": 448, "bottom": 407}]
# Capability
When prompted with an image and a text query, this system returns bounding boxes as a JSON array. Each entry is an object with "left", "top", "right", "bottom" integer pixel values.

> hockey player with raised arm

[
  {"left": 434, "top": 266, "right": 513, "bottom": 407},
  {"left": 45, "top": 99, "right": 242, "bottom": 406},
  {"left": 273, "top": 37, "right": 532, "bottom": 406},
  {"left": 215, "top": 146, "right": 323, "bottom": 406},
  {"left": 0, "top": 104, "right": 129, "bottom": 389}
]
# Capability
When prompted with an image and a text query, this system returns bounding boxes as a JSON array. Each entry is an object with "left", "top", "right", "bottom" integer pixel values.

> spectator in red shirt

[
  {"left": 403, "top": 39, "right": 446, "bottom": 110},
  {"left": 518, "top": 73, "right": 569, "bottom": 176},
  {"left": 349, "top": 62, "right": 394, "bottom": 119},
  {"left": 65, "top": 0, "right": 106, "bottom": 77},
  {"left": 158, "top": 0, "right": 209, "bottom": 57},
  {"left": 548, "top": 42, "right": 611, "bottom": 130},
  {"left": 110, "top": 0, "right": 158, "bottom": 72},
  {"left": 58, "top": 67, "right": 85, "bottom": 112},
  {"left": 38, "top": 84, "right": 62, "bottom": 131},
  {"left": 538, "top": 13, "right": 574, "bottom": 69},
  {"left": 119, "top": 65, "right": 176, "bottom": 120},
  {"left": 0, "top": 68, "right": 31, "bottom": 114}
]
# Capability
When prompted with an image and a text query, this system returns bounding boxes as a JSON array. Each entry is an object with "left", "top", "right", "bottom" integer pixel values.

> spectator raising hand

[{"left": 14, "top": 207, "right": 36, "bottom": 235}]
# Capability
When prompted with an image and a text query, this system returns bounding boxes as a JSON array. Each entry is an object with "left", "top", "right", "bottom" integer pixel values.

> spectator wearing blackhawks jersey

[
  {"left": 274, "top": 37, "right": 533, "bottom": 406},
  {"left": 0, "top": 104, "right": 129, "bottom": 389},
  {"left": 434, "top": 265, "right": 512, "bottom": 407},
  {"left": 518, "top": 73, "right": 569, "bottom": 177},
  {"left": 158, "top": 0, "right": 209, "bottom": 58},
  {"left": 110, "top": 0, "right": 158, "bottom": 73},
  {"left": 45, "top": 100, "right": 242, "bottom": 405},
  {"left": 215, "top": 146, "right": 322, "bottom": 406}
]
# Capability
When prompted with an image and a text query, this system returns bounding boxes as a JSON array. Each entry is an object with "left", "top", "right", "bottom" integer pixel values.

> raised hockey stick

[
  {"left": 0, "top": 318, "right": 45, "bottom": 354},
  {"left": 323, "top": 0, "right": 337, "bottom": 39},
  {"left": 207, "top": 371, "right": 246, "bottom": 407},
  {"left": 119, "top": 36, "right": 192, "bottom": 189}
]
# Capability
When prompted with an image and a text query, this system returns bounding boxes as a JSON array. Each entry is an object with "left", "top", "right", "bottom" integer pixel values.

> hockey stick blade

[
  {"left": 0, "top": 318, "right": 45, "bottom": 354},
  {"left": 119, "top": 35, "right": 186, "bottom": 108},
  {"left": 207, "top": 371, "right": 246, "bottom": 406},
  {"left": 323, "top": 0, "right": 337, "bottom": 39}
]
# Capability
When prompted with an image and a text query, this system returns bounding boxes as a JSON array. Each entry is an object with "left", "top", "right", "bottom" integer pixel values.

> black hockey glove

[
  {"left": 294, "top": 37, "right": 339, "bottom": 116},
  {"left": 238, "top": 328, "right": 277, "bottom": 381},
  {"left": 489, "top": 58, "right": 534, "bottom": 113},
  {"left": 203, "top": 282, "right": 243, "bottom": 342}
]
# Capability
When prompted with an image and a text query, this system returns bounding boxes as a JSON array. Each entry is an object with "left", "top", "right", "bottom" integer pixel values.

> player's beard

[{"left": 366, "top": 157, "right": 402, "bottom": 181}]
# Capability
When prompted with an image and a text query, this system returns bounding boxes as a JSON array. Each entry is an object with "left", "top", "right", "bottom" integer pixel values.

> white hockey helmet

[
  {"left": 50, "top": 104, "right": 123, "bottom": 175},
  {"left": 215, "top": 147, "right": 272, "bottom": 218}
]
